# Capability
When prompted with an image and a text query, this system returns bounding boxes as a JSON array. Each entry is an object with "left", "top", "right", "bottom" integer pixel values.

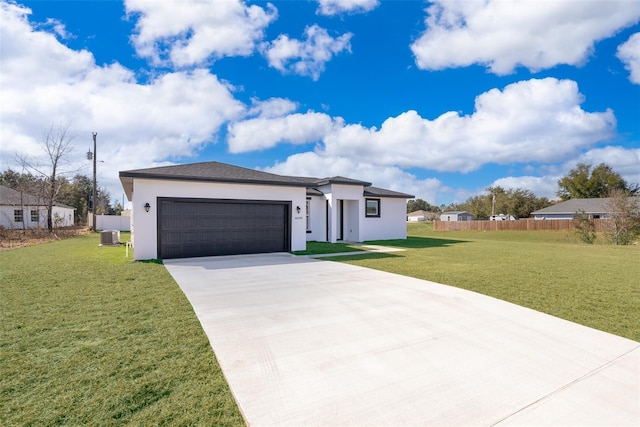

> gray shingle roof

[
  {"left": 0, "top": 185, "right": 74, "bottom": 209},
  {"left": 364, "top": 186, "right": 414, "bottom": 199},
  {"left": 120, "top": 161, "right": 314, "bottom": 185},
  {"left": 441, "top": 211, "right": 473, "bottom": 216},
  {"left": 314, "top": 176, "right": 372, "bottom": 186},
  {"left": 120, "top": 161, "right": 316, "bottom": 198},
  {"left": 532, "top": 198, "right": 612, "bottom": 215},
  {"left": 120, "top": 161, "right": 414, "bottom": 200}
]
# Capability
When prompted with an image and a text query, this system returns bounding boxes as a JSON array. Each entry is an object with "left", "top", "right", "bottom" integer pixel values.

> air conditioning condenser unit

[{"left": 100, "top": 230, "right": 120, "bottom": 246}]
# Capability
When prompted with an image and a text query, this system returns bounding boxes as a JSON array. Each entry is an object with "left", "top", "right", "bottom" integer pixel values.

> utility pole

[
  {"left": 92, "top": 132, "right": 97, "bottom": 231},
  {"left": 491, "top": 193, "right": 496, "bottom": 217}
]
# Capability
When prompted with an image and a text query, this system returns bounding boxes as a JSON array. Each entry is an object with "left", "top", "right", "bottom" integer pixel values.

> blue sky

[{"left": 1, "top": 0, "right": 639, "bottom": 208}]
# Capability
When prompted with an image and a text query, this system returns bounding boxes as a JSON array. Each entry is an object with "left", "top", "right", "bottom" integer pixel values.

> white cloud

[
  {"left": 489, "top": 146, "right": 640, "bottom": 199},
  {"left": 40, "top": 18, "right": 72, "bottom": 39},
  {"left": 321, "top": 78, "right": 615, "bottom": 172},
  {"left": 411, "top": 0, "right": 640, "bottom": 74},
  {"left": 246, "top": 98, "right": 298, "bottom": 119},
  {"left": 0, "top": 2, "right": 245, "bottom": 202},
  {"left": 490, "top": 176, "right": 559, "bottom": 200},
  {"left": 263, "top": 152, "right": 445, "bottom": 203},
  {"left": 317, "top": 0, "right": 379, "bottom": 16},
  {"left": 125, "top": 0, "right": 276, "bottom": 67},
  {"left": 262, "top": 24, "right": 352, "bottom": 80},
  {"left": 617, "top": 32, "right": 640, "bottom": 84},
  {"left": 227, "top": 112, "right": 338, "bottom": 153}
]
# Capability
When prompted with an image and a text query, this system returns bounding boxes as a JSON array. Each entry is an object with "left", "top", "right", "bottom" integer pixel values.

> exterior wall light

[
  {"left": 144, "top": 202, "right": 151, "bottom": 213},
  {"left": 296, "top": 205, "right": 301, "bottom": 214}
]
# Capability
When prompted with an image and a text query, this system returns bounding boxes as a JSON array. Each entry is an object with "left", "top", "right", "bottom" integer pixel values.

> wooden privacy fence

[{"left": 434, "top": 218, "right": 611, "bottom": 232}]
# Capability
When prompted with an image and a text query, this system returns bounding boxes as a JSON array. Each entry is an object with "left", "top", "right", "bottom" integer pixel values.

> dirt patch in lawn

[{"left": 0, "top": 227, "right": 89, "bottom": 251}]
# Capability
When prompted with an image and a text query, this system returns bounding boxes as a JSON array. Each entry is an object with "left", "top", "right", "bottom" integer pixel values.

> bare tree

[
  {"left": 18, "top": 123, "right": 76, "bottom": 233},
  {"left": 604, "top": 189, "right": 640, "bottom": 245}
]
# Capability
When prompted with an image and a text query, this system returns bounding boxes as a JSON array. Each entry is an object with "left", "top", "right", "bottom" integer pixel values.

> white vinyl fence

[{"left": 89, "top": 214, "right": 131, "bottom": 231}]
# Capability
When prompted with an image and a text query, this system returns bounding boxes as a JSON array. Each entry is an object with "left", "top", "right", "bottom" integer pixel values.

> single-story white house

[
  {"left": 119, "top": 161, "right": 414, "bottom": 260},
  {"left": 0, "top": 184, "right": 75, "bottom": 229},
  {"left": 407, "top": 210, "right": 434, "bottom": 222},
  {"left": 440, "top": 211, "right": 474, "bottom": 222}
]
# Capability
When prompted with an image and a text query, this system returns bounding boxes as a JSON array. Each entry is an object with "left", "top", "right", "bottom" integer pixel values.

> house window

[
  {"left": 306, "top": 198, "right": 311, "bottom": 231},
  {"left": 365, "top": 199, "right": 380, "bottom": 217},
  {"left": 14, "top": 209, "right": 24, "bottom": 222},
  {"left": 31, "top": 210, "right": 39, "bottom": 222}
]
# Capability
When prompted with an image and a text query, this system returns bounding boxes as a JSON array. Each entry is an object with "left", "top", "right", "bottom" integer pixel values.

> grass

[
  {"left": 2, "top": 225, "right": 638, "bottom": 424},
  {"left": 0, "top": 233, "right": 244, "bottom": 426},
  {"left": 291, "top": 240, "right": 365, "bottom": 255},
  {"left": 331, "top": 223, "right": 640, "bottom": 342}
]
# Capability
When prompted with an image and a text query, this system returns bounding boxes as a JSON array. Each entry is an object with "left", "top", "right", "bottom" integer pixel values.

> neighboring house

[
  {"left": 0, "top": 185, "right": 75, "bottom": 229},
  {"left": 440, "top": 211, "right": 474, "bottom": 221},
  {"left": 119, "top": 161, "right": 414, "bottom": 260},
  {"left": 532, "top": 198, "right": 618, "bottom": 220},
  {"left": 407, "top": 210, "right": 433, "bottom": 222}
]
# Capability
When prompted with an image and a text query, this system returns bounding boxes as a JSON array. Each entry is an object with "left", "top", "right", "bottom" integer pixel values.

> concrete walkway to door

[{"left": 164, "top": 253, "right": 639, "bottom": 427}]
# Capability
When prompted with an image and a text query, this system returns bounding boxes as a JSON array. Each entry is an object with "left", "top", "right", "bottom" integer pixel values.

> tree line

[{"left": 408, "top": 162, "right": 638, "bottom": 220}]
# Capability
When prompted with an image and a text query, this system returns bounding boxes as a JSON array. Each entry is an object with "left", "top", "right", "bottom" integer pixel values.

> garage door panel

[{"left": 158, "top": 199, "right": 289, "bottom": 259}]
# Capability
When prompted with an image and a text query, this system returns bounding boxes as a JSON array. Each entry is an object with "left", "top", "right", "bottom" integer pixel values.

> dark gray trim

[
  {"left": 325, "top": 200, "right": 329, "bottom": 241},
  {"left": 364, "top": 186, "right": 414, "bottom": 199},
  {"left": 315, "top": 176, "right": 372, "bottom": 187},
  {"left": 365, "top": 198, "right": 381, "bottom": 218},
  {"left": 338, "top": 200, "right": 344, "bottom": 241},
  {"left": 120, "top": 172, "right": 311, "bottom": 188}
]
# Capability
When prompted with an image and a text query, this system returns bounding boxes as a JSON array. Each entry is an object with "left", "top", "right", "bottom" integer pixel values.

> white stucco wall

[
  {"left": 360, "top": 198, "right": 407, "bottom": 241},
  {"left": 130, "top": 178, "right": 307, "bottom": 260},
  {"left": 320, "top": 184, "right": 365, "bottom": 243},
  {"left": 0, "top": 206, "right": 74, "bottom": 229},
  {"left": 309, "top": 184, "right": 408, "bottom": 243}
]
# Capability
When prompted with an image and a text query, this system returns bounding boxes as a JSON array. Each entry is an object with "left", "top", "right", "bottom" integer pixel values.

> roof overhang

[{"left": 119, "top": 171, "right": 311, "bottom": 201}]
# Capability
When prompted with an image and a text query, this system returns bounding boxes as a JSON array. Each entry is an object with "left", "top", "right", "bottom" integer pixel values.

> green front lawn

[
  {"left": 0, "top": 233, "right": 244, "bottom": 426},
  {"left": 333, "top": 223, "right": 640, "bottom": 342},
  {"left": 291, "top": 240, "right": 365, "bottom": 255},
  {"left": 2, "top": 224, "right": 638, "bottom": 425}
]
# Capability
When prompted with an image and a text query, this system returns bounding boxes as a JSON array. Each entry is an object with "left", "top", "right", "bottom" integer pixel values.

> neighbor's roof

[
  {"left": 532, "top": 198, "right": 612, "bottom": 215},
  {"left": 408, "top": 210, "right": 430, "bottom": 217},
  {"left": 441, "top": 211, "right": 473, "bottom": 215},
  {"left": 0, "top": 185, "right": 74, "bottom": 209},
  {"left": 120, "top": 161, "right": 414, "bottom": 200}
]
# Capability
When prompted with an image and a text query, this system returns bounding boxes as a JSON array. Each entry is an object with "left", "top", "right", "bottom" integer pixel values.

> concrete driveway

[{"left": 164, "top": 253, "right": 639, "bottom": 426}]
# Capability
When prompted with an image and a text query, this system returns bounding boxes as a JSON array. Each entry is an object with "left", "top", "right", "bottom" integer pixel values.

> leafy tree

[
  {"left": 446, "top": 186, "right": 551, "bottom": 219},
  {"left": 556, "top": 163, "right": 637, "bottom": 200},
  {"left": 57, "top": 174, "right": 91, "bottom": 224},
  {"left": 406, "top": 198, "right": 438, "bottom": 213}
]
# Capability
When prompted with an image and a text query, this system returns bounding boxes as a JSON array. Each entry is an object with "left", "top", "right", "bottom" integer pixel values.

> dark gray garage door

[{"left": 158, "top": 198, "right": 290, "bottom": 259}]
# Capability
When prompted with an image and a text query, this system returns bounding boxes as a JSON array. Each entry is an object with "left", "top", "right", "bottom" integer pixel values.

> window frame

[
  {"left": 14, "top": 209, "right": 24, "bottom": 223},
  {"left": 365, "top": 198, "right": 381, "bottom": 218},
  {"left": 31, "top": 209, "right": 39, "bottom": 222}
]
